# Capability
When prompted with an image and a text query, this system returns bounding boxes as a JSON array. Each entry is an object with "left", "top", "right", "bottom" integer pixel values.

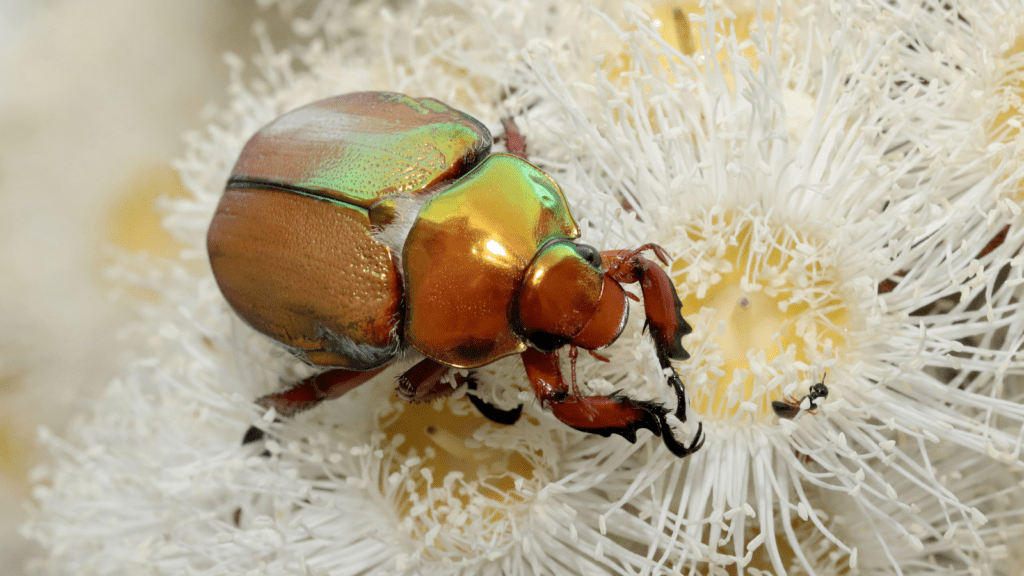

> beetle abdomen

[{"left": 208, "top": 186, "right": 401, "bottom": 370}]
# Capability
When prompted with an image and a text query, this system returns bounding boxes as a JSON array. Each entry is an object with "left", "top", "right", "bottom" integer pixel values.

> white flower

[
  {"left": 817, "top": 444, "right": 1024, "bottom": 576},
  {"left": 493, "top": 0, "right": 1024, "bottom": 573},
  {"left": 23, "top": 1, "right": 1024, "bottom": 575},
  {"left": 25, "top": 2, "right": 699, "bottom": 575}
]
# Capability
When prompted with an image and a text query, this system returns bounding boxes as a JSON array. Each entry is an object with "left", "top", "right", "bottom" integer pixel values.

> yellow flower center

[
  {"left": 378, "top": 394, "right": 541, "bottom": 553},
  {"left": 103, "top": 164, "right": 196, "bottom": 301},
  {"left": 606, "top": 1, "right": 774, "bottom": 85},
  {"left": 106, "top": 164, "right": 188, "bottom": 259},
  {"left": 671, "top": 210, "right": 852, "bottom": 423},
  {"left": 986, "top": 34, "right": 1024, "bottom": 202}
]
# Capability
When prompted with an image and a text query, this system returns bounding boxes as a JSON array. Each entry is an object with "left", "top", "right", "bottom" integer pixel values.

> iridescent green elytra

[{"left": 229, "top": 92, "right": 492, "bottom": 209}]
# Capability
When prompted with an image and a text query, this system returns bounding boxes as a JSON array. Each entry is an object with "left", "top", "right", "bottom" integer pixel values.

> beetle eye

[{"left": 574, "top": 243, "right": 602, "bottom": 269}]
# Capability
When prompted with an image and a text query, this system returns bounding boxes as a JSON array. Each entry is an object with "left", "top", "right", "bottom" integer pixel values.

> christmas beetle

[{"left": 208, "top": 92, "right": 703, "bottom": 457}]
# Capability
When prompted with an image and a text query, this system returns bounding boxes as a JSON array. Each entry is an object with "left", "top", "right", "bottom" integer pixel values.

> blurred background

[{"left": 0, "top": 0, "right": 267, "bottom": 569}]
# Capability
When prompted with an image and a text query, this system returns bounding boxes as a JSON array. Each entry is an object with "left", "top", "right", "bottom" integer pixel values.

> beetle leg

[
  {"left": 396, "top": 358, "right": 456, "bottom": 402},
  {"left": 456, "top": 373, "right": 524, "bottom": 426},
  {"left": 395, "top": 358, "right": 524, "bottom": 424},
  {"left": 243, "top": 366, "right": 387, "bottom": 445},
  {"left": 568, "top": 345, "right": 583, "bottom": 397},
  {"left": 601, "top": 244, "right": 692, "bottom": 364},
  {"left": 502, "top": 118, "right": 528, "bottom": 160},
  {"left": 256, "top": 366, "right": 387, "bottom": 418},
  {"left": 597, "top": 244, "right": 700, "bottom": 448},
  {"left": 520, "top": 348, "right": 703, "bottom": 456}
]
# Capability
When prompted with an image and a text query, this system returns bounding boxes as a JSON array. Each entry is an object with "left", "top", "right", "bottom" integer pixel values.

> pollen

[{"left": 670, "top": 209, "right": 853, "bottom": 424}]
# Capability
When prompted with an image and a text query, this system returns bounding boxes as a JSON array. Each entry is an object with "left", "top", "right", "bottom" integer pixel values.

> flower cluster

[{"left": 24, "top": 1, "right": 1024, "bottom": 575}]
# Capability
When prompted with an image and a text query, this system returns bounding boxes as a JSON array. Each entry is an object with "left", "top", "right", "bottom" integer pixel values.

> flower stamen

[
  {"left": 671, "top": 209, "right": 852, "bottom": 424},
  {"left": 986, "top": 34, "right": 1024, "bottom": 202},
  {"left": 377, "top": 395, "right": 540, "bottom": 558}
]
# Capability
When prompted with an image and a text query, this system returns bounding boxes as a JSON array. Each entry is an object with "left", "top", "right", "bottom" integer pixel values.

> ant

[{"left": 772, "top": 374, "right": 829, "bottom": 420}]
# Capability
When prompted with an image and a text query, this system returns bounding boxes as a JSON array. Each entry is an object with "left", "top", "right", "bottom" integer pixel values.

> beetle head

[{"left": 516, "top": 241, "right": 628, "bottom": 352}]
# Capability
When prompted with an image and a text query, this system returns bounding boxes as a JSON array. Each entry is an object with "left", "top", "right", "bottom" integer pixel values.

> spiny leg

[
  {"left": 502, "top": 118, "right": 528, "bottom": 160},
  {"left": 601, "top": 244, "right": 703, "bottom": 453},
  {"left": 395, "top": 357, "right": 454, "bottom": 402},
  {"left": 602, "top": 244, "right": 692, "bottom": 364},
  {"left": 397, "top": 357, "right": 523, "bottom": 425},
  {"left": 520, "top": 347, "right": 702, "bottom": 456},
  {"left": 568, "top": 345, "right": 583, "bottom": 397},
  {"left": 600, "top": 245, "right": 698, "bottom": 430},
  {"left": 244, "top": 365, "right": 386, "bottom": 444},
  {"left": 461, "top": 373, "right": 524, "bottom": 426}
]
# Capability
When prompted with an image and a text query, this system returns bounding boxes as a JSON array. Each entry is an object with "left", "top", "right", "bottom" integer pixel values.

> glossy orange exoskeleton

[{"left": 208, "top": 92, "right": 703, "bottom": 457}]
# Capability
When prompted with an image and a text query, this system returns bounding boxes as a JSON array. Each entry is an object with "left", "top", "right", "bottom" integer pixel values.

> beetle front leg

[
  {"left": 599, "top": 245, "right": 701, "bottom": 443},
  {"left": 602, "top": 244, "right": 692, "bottom": 364},
  {"left": 520, "top": 348, "right": 703, "bottom": 456}
]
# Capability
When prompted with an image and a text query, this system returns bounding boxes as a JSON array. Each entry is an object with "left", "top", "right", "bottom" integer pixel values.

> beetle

[
  {"left": 772, "top": 374, "right": 830, "bottom": 420},
  {"left": 208, "top": 92, "right": 703, "bottom": 457}
]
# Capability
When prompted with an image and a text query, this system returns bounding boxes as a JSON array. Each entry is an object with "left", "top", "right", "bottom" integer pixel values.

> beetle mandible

[{"left": 207, "top": 92, "right": 704, "bottom": 457}]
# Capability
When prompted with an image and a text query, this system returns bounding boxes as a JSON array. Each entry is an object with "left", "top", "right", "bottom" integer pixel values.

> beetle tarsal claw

[
  {"left": 467, "top": 391, "right": 524, "bottom": 426},
  {"left": 242, "top": 425, "right": 266, "bottom": 445},
  {"left": 665, "top": 367, "right": 690, "bottom": 422},
  {"left": 619, "top": 399, "right": 704, "bottom": 457},
  {"left": 660, "top": 416, "right": 705, "bottom": 458},
  {"left": 241, "top": 425, "right": 274, "bottom": 458},
  {"left": 650, "top": 367, "right": 704, "bottom": 456},
  {"left": 462, "top": 374, "right": 524, "bottom": 426}
]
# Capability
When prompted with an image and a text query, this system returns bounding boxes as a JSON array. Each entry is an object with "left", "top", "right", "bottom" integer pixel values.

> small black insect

[{"left": 772, "top": 374, "right": 829, "bottom": 420}]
